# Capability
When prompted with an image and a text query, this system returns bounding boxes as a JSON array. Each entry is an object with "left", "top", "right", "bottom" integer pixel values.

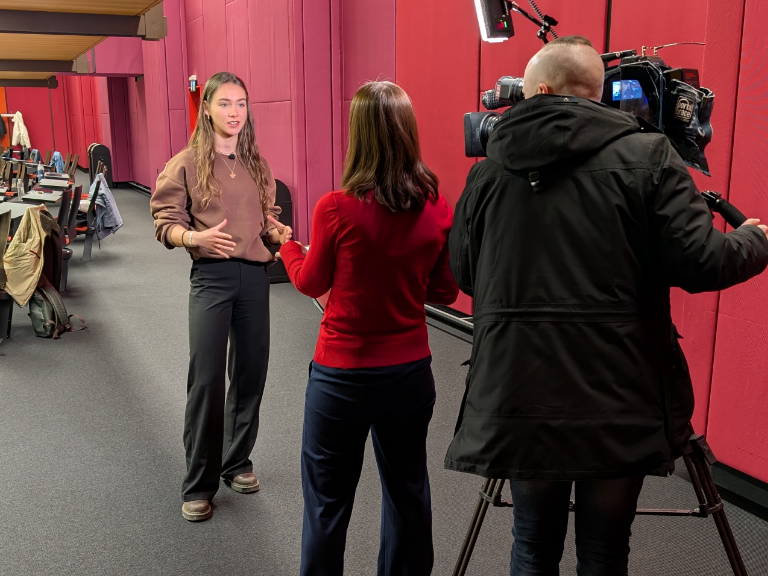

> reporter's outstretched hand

[
  {"left": 194, "top": 219, "right": 236, "bottom": 258},
  {"left": 742, "top": 218, "right": 768, "bottom": 240}
]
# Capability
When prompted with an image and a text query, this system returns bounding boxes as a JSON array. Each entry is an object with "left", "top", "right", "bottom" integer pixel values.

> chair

[
  {"left": 67, "top": 154, "right": 79, "bottom": 178},
  {"left": 44, "top": 150, "right": 52, "bottom": 166},
  {"left": 267, "top": 179, "right": 293, "bottom": 284},
  {"left": 0, "top": 210, "right": 14, "bottom": 343},
  {"left": 67, "top": 185, "right": 83, "bottom": 246},
  {"left": 63, "top": 153, "right": 72, "bottom": 174},
  {"left": 76, "top": 179, "right": 100, "bottom": 261},
  {"left": 55, "top": 188, "right": 74, "bottom": 291},
  {"left": 13, "top": 163, "right": 27, "bottom": 194}
]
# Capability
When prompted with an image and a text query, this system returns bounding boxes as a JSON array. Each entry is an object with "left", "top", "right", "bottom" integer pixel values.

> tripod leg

[
  {"left": 453, "top": 478, "right": 504, "bottom": 576},
  {"left": 685, "top": 444, "right": 749, "bottom": 575}
]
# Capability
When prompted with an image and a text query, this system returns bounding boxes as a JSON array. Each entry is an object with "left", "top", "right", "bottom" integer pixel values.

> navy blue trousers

[{"left": 300, "top": 357, "right": 436, "bottom": 576}]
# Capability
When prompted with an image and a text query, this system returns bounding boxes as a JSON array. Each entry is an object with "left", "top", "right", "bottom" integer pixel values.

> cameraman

[{"left": 446, "top": 36, "right": 768, "bottom": 575}]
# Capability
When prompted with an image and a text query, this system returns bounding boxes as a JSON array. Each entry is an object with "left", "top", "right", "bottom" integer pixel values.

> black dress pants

[{"left": 183, "top": 258, "right": 270, "bottom": 502}]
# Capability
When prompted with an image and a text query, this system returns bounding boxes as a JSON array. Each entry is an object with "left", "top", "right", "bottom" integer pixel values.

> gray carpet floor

[{"left": 1, "top": 180, "right": 766, "bottom": 575}]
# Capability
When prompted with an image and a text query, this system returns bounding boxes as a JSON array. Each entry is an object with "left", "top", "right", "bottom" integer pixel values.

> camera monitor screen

[
  {"left": 612, "top": 80, "right": 645, "bottom": 102},
  {"left": 607, "top": 79, "right": 652, "bottom": 123}
]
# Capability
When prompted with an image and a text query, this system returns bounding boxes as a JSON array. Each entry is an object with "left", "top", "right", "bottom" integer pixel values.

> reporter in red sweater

[{"left": 279, "top": 81, "right": 458, "bottom": 576}]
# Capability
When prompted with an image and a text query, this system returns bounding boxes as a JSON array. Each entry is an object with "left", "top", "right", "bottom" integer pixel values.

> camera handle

[
  {"left": 701, "top": 191, "right": 748, "bottom": 228},
  {"left": 452, "top": 427, "right": 748, "bottom": 576}
]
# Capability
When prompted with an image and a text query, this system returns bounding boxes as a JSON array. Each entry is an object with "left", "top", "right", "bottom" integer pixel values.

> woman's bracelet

[{"left": 188, "top": 231, "right": 194, "bottom": 247}]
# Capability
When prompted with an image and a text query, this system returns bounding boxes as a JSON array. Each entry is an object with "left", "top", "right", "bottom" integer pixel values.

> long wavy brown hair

[
  {"left": 188, "top": 72, "right": 269, "bottom": 217},
  {"left": 342, "top": 81, "right": 438, "bottom": 212}
]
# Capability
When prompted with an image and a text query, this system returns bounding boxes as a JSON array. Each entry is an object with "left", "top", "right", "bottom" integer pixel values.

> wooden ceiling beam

[
  {"left": 0, "top": 4, "right": 166, "bottom": 39},
  {"left": 0, "top": 59, "right": 77, "bottom": 72},
  {"left": 0, "top": 77, "right": 58, "bottom": 88}
]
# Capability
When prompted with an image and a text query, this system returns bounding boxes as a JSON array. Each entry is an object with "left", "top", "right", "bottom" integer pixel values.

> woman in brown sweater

[{"left": 150, "top": 71, "right": 291, "bottom": 522}]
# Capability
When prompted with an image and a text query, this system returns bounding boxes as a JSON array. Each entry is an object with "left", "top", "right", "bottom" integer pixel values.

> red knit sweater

[{"left": 280, "top": 190, "right": 459, "bottom": 368}]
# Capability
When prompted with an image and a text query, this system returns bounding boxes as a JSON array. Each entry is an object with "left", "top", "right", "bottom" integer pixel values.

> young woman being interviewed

[
  {"left": 278, "top": 81, "right": 459, "bottom": 576},
  {"left": 150, "top": 71, "right": 291, "bottom": 522}
]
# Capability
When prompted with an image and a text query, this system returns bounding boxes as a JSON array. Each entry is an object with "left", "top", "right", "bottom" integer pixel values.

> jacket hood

[{"left": 486, "top": 95, "right": 640, "bottom": 171}]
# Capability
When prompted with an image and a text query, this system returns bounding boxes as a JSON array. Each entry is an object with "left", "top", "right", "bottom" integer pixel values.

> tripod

[{"left": 452, "top": 429, "right": 748, "bottom": 576}]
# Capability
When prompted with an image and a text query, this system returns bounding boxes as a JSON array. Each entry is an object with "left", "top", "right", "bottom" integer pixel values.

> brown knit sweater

[{"left": 150, "top": 147, "right": 281, "bottom": 262}]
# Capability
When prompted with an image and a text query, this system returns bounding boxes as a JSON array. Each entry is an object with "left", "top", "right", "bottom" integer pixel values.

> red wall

[
  {"left": 185, "top": 0, "right": 297, "bottom": 229},
  {"left": 707, "top": 0, "right": 768, "bottom": 482},
  {"left": 5, "top": 87, "right": 62, "bottom": 157},
  {"left": 392, "top": 0, "right": 768, "bottom": 482},
  {"left": 0, "top": 88, "right": 9, "bottom": 149}
]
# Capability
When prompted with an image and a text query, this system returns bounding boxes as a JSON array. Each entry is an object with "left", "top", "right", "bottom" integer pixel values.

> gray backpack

[{"left": 28, "top": 277, "right": 86, "bottom": 339}]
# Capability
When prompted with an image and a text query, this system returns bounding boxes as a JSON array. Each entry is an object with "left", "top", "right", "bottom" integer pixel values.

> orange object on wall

[
  {"left": 189, "top": 88, "right": 201, "bottom": 133},
  {"left": 0, "top": 88, "right": 10, "bottom": 149}
]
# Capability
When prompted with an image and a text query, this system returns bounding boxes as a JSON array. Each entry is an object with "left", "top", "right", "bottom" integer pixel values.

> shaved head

[{"left": 523, "top": 36, "right": 605, "bottom": 101}]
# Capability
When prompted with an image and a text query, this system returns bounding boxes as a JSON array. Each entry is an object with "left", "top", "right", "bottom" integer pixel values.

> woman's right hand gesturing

[{"left": 192, "top": 219, "right": 236, "bottom": 258}]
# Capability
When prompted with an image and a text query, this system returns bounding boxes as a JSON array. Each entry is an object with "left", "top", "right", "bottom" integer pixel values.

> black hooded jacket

[{"left": 446, "top": 95, "right": 768, "bottom": 479}]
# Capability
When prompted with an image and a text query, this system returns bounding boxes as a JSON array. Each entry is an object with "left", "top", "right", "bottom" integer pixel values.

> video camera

[{"left": 466, "top": 0, "right": 715, "bottom": 177}]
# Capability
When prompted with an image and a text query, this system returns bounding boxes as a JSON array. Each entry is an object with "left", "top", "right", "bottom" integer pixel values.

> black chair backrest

[
  {"left": 0, "top": 210, "right": 11, "bottom": 286},
  {"left": 56, "top": 188, "right": 73, "bottom": 243},
  {"left": 68, "top": 154, "right": 79, "bottom": 177},
  {"left": 67, "top": 185, "right": 83, "bottom": 242},
  {"left": 44, "top": 150, "right": 52, "bottom": 165},
  {"left": 86, "top": 180, "right": 100, "bottom": 230},
  {"left": 16, "top": 164, "right": 26, "bottom": 193}
]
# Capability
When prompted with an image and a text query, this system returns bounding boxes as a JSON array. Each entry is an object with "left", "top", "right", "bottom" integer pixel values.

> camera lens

[
  {"left": 480, "top": 113, "right": 502, "bottom": 150},
  {"left": 495, "top": 76, "right": 525, "bottom": 107}
]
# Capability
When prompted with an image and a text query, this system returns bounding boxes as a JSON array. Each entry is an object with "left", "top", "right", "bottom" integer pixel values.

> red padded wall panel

[
  {"left": 165, "top": 0, "right": 190, "bottom": 128},
  {"left": 300, "top": 0, "right": 335, "bottom": 241},
  {"left": 5, "top": 88, "right": 56, "bottom": 156},
  {"left": 341, "top": 0, "right": 396, "bottom": 101},
  {"left": 331, "top": 0, "right": 396, "bottom": 187},
  {"left": 50, "top": 84, "right": 68, "bottom": 154},
  {"left": 128, "top": 77, "right": 152, "bottom": 188},
  {"left": 186, "top": 17, "right": 206, "bottom": 86},
  {"left": 609, "top": 0, "right": 745, "bottom": 436},
  {"left": 106, "top": 78, "right": 133, "bottom": 183},
  {"left": 480, "top": 0, "right": 608, "bottom": 94},
  {"left": 248, "top": 0, "right": 292, "bottom": 103},
  {"left": 64, "top": 76, "right": 86, "bottom": 165},
  {"left": 226, "top": 0, "right": 251, "bottom": 89},
  {"left": 185, "top": 0, "right": 202, "bottom": 22},
  {"left": 203, "top": 0, "right": 229, "bottom": 79},
  {"left": 396, "top": 0, "right": 481, "bottom": 314},
  {"left": 0, "top": 88, "right": 9, "bottom": 149},
  {"left": 708, "top": 0, "right": 768, "bottom": 483},
  {"left": 142, "top": 39, "right": 171, "bottom": 189},
  {"left": 253, "top": 101, "right": 295, "bottom": 189}
]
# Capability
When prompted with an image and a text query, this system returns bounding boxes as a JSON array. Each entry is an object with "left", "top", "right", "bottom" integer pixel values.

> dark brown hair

[
  {"left": 188, "top": 72, "right": 269, "bottom": 218},
  {"left": 341, "top": 81, "right": 439, "bottom": 212}
]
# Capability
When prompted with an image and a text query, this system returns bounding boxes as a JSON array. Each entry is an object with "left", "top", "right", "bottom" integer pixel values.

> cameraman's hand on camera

[
  {"left": 742, "top": 218, "right": 768, "bottom": 240},
  {"left": 194, "top": 219, "right": 236, "bottom": 258}
]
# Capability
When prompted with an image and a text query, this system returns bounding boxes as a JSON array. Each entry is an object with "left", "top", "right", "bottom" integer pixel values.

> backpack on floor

[{"left": 28, "top": 276, "right": 86, "bottom": 339}]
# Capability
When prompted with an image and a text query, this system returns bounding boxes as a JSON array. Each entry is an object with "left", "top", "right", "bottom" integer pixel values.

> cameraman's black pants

[
  {"left": 182, "top": 258, "right": 270, "bottom": 502},
  {"left": 509, "top": 476, "right": 644, "bottom": 576}
]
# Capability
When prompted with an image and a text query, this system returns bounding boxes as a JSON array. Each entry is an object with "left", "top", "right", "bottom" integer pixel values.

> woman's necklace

[{"left": 217, "top": 151, "right": 237, "bottom": 179}]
